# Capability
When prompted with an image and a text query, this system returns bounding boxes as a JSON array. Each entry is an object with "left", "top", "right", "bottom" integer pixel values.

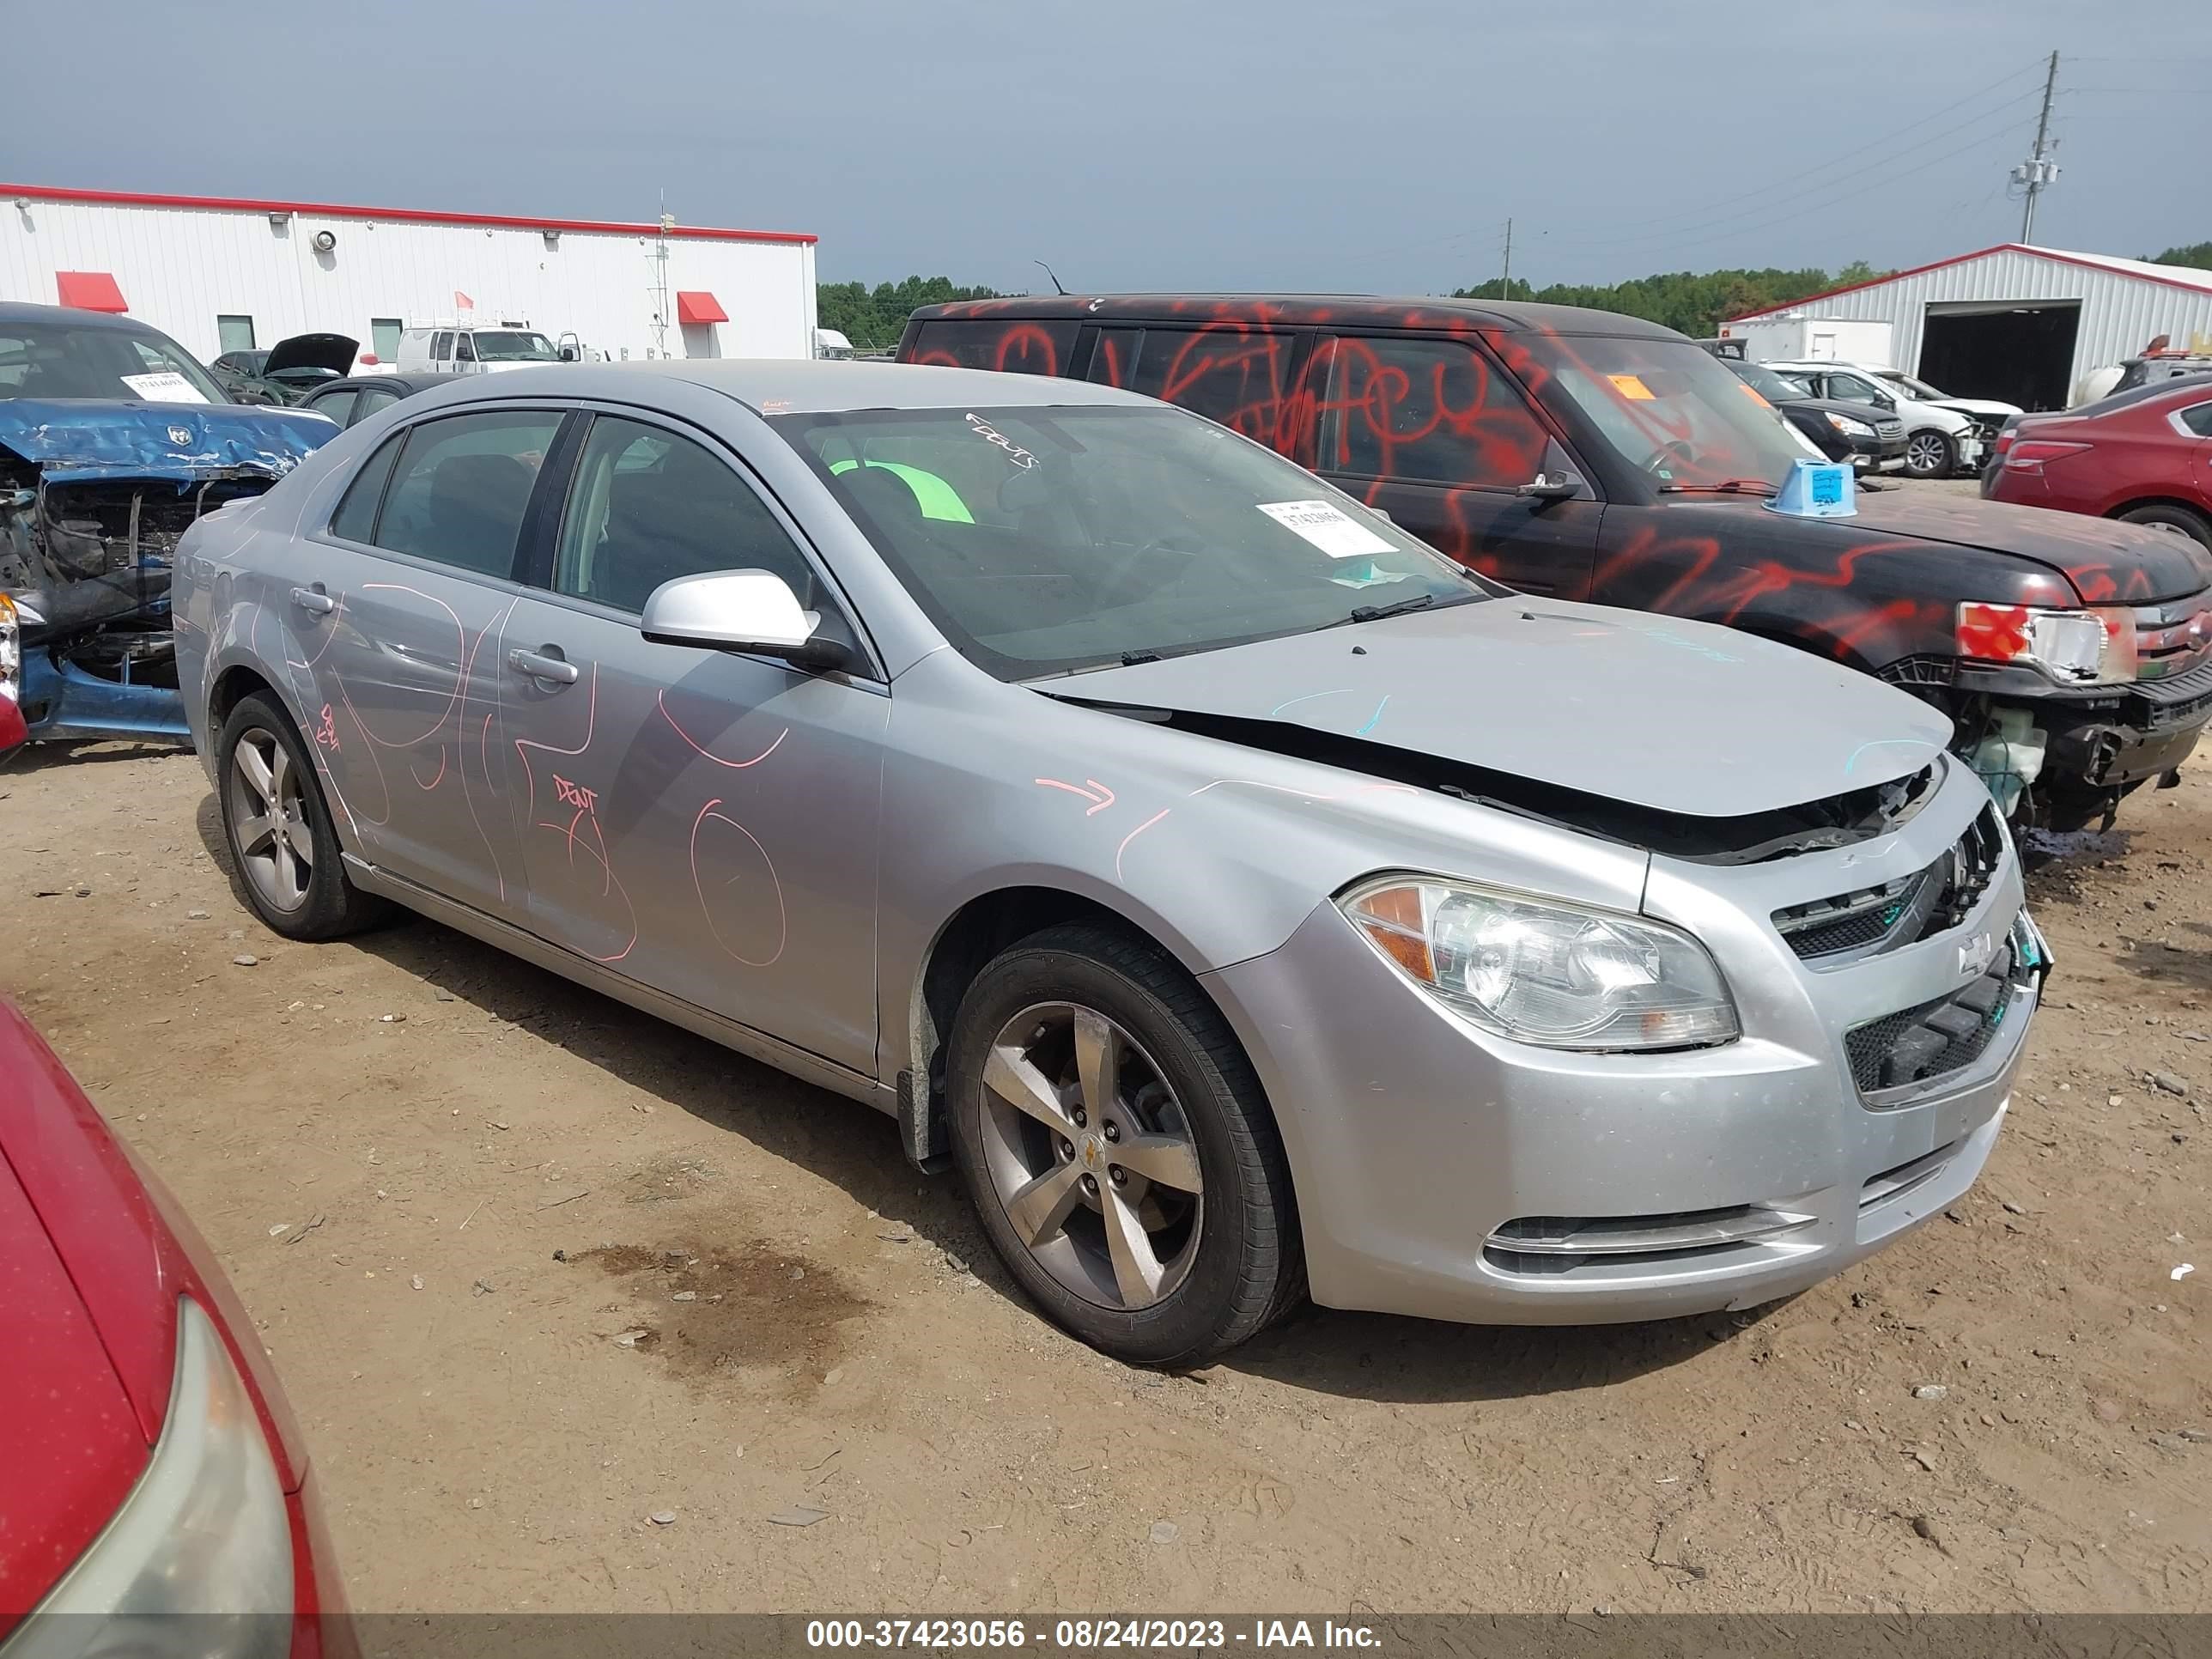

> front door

[
  {"left": 1310, "top": 334, "right": 1603, "bottom": 598},
  {"left": 501, "top": 411, "right": 887, "bottom": 1073},
  {"left": 283, "top": 407, "right": 563, "bottom": 921}
]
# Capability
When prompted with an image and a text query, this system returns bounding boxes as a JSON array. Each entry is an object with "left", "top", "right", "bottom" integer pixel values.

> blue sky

[{"left": 5, "top": 0, "right": 2206, "bottom": 293}]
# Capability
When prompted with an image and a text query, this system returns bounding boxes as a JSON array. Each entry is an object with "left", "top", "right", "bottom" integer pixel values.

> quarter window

[
  {"left": 2181, "top": 402, "right": 2212, "bottom": 438},
  {"left": 329, "top": 432, "right": 403, "bottom": 544},
  {"left": 370, "top": 411, "right": 562, "bottom": 578},
  {"left": 552, "top": 416, "right": 817, "bottom": 613},
  {"left": 1317, "top": 337, "right": 1550, "bottom": 489}
]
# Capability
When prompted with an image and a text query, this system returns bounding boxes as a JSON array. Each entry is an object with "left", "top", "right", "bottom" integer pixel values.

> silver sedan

[{"left": 174, "top": 362, "right": 2047, "bottom": 1364}]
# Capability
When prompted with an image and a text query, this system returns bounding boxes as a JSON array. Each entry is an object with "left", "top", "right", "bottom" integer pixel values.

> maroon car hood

[
  {"left": 0, "top": 1151, "right": 145, "bottom": 1626},
  {"left": 1840, "top": 491, "right": 2212, "bottom": 605}
]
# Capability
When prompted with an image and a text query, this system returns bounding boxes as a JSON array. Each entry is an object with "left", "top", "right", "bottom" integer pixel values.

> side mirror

[
  {"left": 1516, "top": 470, "right": 1583, "bottom": 503},
  {"left": 639, "top": 569, "right": 853, "bottom": 673},
  {"left": 558, "top": 346, "right": 578, "bottom": 362}
]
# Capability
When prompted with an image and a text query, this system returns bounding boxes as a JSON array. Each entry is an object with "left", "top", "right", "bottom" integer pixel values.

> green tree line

[
  {"left": 2148, "top": 241, "right": 2212, "bottom": 270},
  {"left": 817, "top": 276, "right": 1001, "bottom": 351},
  {"left": 1449, "top": 262, "right": 1887, "bottom": 339}
]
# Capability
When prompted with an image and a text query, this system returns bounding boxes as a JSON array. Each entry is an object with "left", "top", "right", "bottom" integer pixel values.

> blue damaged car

[{"left": 0, "top": 301, "right": 337, "bottom": 748}]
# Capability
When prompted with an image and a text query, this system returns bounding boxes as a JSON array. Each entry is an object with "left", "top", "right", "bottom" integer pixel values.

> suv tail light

[{"left": 2002, "top": 439, "right": 2092, "bottom": 472}]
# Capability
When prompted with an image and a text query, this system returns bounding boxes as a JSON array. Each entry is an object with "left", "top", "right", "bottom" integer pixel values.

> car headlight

[
  {"left": 15, "top": 1297, "right": 294, "bottom": 1659},
  {"left": 1340, "top": 877, "right": 1741, "bottom": 1051},
  {"left": 1957, "top": 602, "right": 2137, "bottom": 684},
  {"left": 1825, "top": 413, "right": 1874, "bottom": 436},
  {"left": 0, "top": 593, "right": 19, "bottom": 703}
]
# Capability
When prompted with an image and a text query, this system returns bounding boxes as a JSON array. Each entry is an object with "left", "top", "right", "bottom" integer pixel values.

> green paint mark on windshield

[{"left": 828, "top": 459, "right": 975, "bottom": 523}]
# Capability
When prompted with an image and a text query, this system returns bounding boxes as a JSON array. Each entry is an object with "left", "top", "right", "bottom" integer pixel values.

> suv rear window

[{"left": 907, "top": 319, "right": 1079, "bottom": 377}]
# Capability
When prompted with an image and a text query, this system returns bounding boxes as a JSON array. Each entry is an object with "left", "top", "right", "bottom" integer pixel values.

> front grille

[
  {"left": 1876, "top": 419, "right": 1904, "bottom": 437},
  {"left": 2134, "top": 597, "right": 2212, "bottom": 684},
  {"left": 1775, "top": 806, "right": 2003, "bottom": 962},
  {"left": 2132, "top": 642, "right": 2212, "bottom": 724},
  {"left": 1844, "top": 941, "right": 2017, "bottom": 1095},
  {"left": 1879, "top": 653, "right": 1958, "bottom": 690}
]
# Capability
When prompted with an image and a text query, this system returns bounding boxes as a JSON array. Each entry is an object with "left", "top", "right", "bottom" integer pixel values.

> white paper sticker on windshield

[
  {"left": 1256, "top": 499, "right": 1395, "bottom": 558},
  {"left": 120, "top": 372, "right": 210, "bottom": 404}
]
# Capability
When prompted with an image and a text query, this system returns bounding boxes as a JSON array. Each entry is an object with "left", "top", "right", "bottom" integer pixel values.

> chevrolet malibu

[{"left": 175, "top": 362, "right": 2048, "bottom": 1365}]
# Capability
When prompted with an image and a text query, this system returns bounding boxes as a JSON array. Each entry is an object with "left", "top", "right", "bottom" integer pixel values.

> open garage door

[{"left": 1917, "top": 301, "right": 2081, "bottom": 412}]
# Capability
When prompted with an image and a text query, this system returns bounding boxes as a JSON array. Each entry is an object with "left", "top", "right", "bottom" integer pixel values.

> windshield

[
  {"left": 1541, "top": 337, "right": 1808, "bottom": 490},
  {"left": 774, "top": 404, "right": 1493, "bottom": 679},
  {"left": 0, "top": 319, "right": 230, "bottom": 404},
  {"left": 471, "top": 331, "right": 558, "bottom": 362},
  {"left": 1731, "top": 362, "right": 1806, "bottom": 404},
  {"left": 1881, "top": 370, "right": 1945, "bottom": 399}
]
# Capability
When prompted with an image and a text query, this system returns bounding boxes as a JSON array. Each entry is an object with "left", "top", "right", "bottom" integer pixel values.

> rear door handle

[
  {"left": 508, "top": 646, "right": 579, "bottom": 686},
  {"left": 290, "top": 585, "right": 336, "bottom": 616}
]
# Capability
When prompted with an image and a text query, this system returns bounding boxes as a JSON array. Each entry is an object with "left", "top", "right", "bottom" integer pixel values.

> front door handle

[
  {"left": 290, "top": 585, "right": 336, "bottom": 616},
  {"left": 508, "top": 646, "right": 580, "bottom": 686}
]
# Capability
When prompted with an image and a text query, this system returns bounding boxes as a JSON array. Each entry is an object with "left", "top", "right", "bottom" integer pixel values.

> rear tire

[
  {"left": 216, "top": 690, "right": 390, "bottom": 940},
  {"left": 2118, "top": 503, "right": 2212, "bottom": 550},
  {"left": 1904, "top": 428, "right": 1956, "bottom": 479},
  {"left": 946, "top": 921, "right": 1304, "bottom": 1366}
]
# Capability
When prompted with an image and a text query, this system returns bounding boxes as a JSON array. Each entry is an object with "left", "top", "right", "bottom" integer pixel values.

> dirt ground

[{"left": 5, "top": 668, "right": 2208, "bottom": 1614}]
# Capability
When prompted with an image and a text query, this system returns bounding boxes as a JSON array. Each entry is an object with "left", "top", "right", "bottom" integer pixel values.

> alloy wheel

[
  {"left": 978, "top": 1001, "right": 1205, "bottom": 1311},
  {"left": 1907, "top": 433, "right": 1948, "bottom": 474},
  {"left": 228, "top": 729, "right": 314, "bottom": 913}
]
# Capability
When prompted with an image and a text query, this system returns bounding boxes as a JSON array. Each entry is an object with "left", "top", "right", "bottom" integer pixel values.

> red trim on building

[
  {"left": 3, "top": 181, "right": 817, "bottom": 247},
  {"left": 676, "top": 291, "right": 728, "bottom": 325},
  {"left": 1724, "top": 243, "right": 2212, "bottom": 324},
  {"left": 54, "top": 270, "right": 128, "bottom": 313}
]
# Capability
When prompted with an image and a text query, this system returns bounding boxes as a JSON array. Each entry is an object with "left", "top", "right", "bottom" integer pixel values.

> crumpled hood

[
  {"left": 1048, "top": 599, "right": 1954, "bottom": 820},
  {"left": 1802, "top": 490, "right": 2212, "bottom": 605},
  {"left": 0, "top": 398, "right": 337, "bottom": 485}
]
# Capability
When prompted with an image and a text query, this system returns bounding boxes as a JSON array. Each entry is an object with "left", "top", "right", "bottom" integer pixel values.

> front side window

[
  {"left": 553, "top": 416, "right": 816, "bottom": 612},
  {"left": 775, "top": 404, "right": 1490, "bottom": 679},
  {"left": 371, "top": 410, "right": 562, "bottom": 577},
  {"left": 1538, "top": 336, "right": 1812, "bottom": 489},
  {"left": 0, "top": 321, "right": 228, "bottom": 404},
  {"left": 1316, "top": 337, "right": 1550, "bottom": 489},
  {"left": 454, "top": 334, "right": 477, "bottom": 363}
]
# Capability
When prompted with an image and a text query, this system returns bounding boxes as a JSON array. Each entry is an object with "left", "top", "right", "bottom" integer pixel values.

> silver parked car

[{"left": 175, "top": 362, "right": 2049, "bottom": 1364}]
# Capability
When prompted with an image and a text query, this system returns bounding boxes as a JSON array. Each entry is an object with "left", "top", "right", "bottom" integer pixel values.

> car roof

[
  {"left": 910, "top": 294, "right": 1686, "bottom": 340},
  {"left": 0, "top": 300, "right": 167, "bottom": 335},
  {"left": 405, "top": 359, "right": 1155, "bottom": 416}
]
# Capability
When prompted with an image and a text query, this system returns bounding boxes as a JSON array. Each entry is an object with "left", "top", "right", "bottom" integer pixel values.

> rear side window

[
  {"left": 307, "top": 389, "right": 358, "bottom": 428},
  {"left": 2181, "top": 402, "right": 2212, "bottom": 438},
  {"left": 431, "top": 331, "right": 453, "bottom": 362},
  {"left": 1087, "top": 326, "right": 1296, "bottom": 445},
  {"left": 907, "top": 319, "right": 1079, "bottom": 376},
  {"left": 1316, "top": 337, "right": 1550, "bottom": 489},
  {"left": 371, "top": 410, "right": 562, "bottom": 578},
  {"left": 329, "top": 433, "right": 402, "bottom": 543}
]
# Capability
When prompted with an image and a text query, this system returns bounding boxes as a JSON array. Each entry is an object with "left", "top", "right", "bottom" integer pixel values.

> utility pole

[
  {"left": 2014, "top": 51, "right": 2061, "bottom": 243},
  {"left": 1498, "top": 218, "right": 1513, "bottom": 301}
]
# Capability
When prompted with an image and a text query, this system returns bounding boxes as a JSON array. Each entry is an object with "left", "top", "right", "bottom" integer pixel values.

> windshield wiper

[
  {"left": 1319, "top": 592, "right": 1446, "bottom": 630},
  {"left": 1657, "top": 478, "right": 1777, "bottom": 495}
]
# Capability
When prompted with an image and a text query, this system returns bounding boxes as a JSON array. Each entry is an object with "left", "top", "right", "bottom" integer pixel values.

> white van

[{"left": 395, "top": 323, "right": 569, "bottom": 376}]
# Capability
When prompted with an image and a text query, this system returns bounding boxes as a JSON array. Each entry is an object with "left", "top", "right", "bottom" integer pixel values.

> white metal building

[
  {"left": 1721, "top": 243, "right": 2212, "bottom": 411},
  {"left": 0, "top": 181, "right": 819, "bottom": 368}
]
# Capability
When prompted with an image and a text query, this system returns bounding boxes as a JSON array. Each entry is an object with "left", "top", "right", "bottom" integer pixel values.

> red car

[
  {"left": 0, "top": 1001, "right": 352, "bottom": 1656},
  {"left": 1984, "top": 374, "right": 2212, "bottom": 549}
]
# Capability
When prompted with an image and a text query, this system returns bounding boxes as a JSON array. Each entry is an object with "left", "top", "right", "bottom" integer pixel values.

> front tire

[
  {"left": 946, "top": 922, "right": 1303, "bottom": 1366},
  {"left": 216, "top": 690, "right": 389, "bottom": 939},
  {"left": 2118, "top": 502, "right": 2212, "bottom": 550},
  {"left": 1904, "top": 428, "right": 1957, "bottom": 479}
]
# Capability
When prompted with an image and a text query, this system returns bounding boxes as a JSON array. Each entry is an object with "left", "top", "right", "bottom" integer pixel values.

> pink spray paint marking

[
  {"left": 657, "top": 690, "right": 789, "bottom": 769},
  {"left": 690, "top": 797, "right": 788, "bottom": 968},
  {"left": 1035, "top": 777, "right": 1117, "bottom": 814},
  {"left": 552, "top": 774, "right": 599, "bottom": 812},
  {"left": 1114, "top": 808, "right": 1173, "bottom": 881}
]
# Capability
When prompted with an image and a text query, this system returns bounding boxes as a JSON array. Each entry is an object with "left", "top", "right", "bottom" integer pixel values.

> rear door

[
  {"left": 1082, "top": 325, "right": 1310, "bottom": 456},
  {"left": 1310, "top": 333, "right": 1601, "bottom": 597},
  {"left": 498, "top": 410, "right": 888, "bottom": 1073},
  {"left": 283, "top": 406, "right": 564, "bottom": 922}
]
